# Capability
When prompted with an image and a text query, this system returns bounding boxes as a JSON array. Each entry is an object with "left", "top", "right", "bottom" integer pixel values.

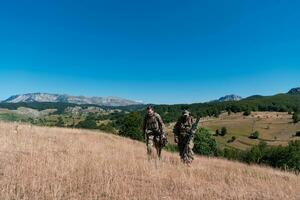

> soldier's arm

[{"left": 156, "top": 114, "right": 165, "bottom": 132}]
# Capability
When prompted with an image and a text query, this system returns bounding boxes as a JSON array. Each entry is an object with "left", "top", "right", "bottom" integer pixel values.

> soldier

[
  {"left": 143, "top": 106, "right": 167, "bottom": 160},
  {"left": 173, "top": 110, "right": 197, "bottom": 164}
]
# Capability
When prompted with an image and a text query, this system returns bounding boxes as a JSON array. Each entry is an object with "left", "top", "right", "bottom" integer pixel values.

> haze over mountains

[{"left": 1, "top": 93, "right": 141, "bottom": 107}]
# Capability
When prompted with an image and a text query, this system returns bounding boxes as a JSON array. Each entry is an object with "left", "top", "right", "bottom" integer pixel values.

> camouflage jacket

[
  {"left": 173, "top": 115, "right": 195, "bottom": 136},
  {"left": 143, "top": 113, "right": 165, "bottom": 134}
]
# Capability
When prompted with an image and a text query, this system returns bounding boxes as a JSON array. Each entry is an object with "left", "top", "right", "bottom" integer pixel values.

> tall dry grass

[{"left": 0, "top": 121, "right": 299, "bottom": 200}]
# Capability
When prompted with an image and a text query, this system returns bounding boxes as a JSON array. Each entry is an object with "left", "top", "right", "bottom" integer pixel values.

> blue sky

[{"left": 0, "top": 0, "right": 300, "bottom": 104}]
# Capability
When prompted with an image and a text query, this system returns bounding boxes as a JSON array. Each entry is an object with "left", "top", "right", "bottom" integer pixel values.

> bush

[
  {"left": 215, "top": 129, "right": 220, "bottom": 136},
  {"left": 262, "top": 141, "right": 300, "bottom": 172},
  {"left": 193, "top": 128, "right": 219, "bottom": 156},
  {"left": 249, "top": 131, "right": 259, "bottom": 139},
  {"left": 242, "top": 141, "right": 267, "bottom": 164},
  {"left": 223, "top": 148, "right": 242, "bottom": 160},
  {"left": 76, "top": 115, "right": 98, "bottom": 129},
  {"left": 118, "top": 112, "right": 143, "bottom": 141},
  {"left": 223, "top": 140, "right": 300, "bottom": 172},
  {"left": 227, "top": 136, "right": 236, "bottom": 143},
  {"left": 243, "top": 110, "right": 251, "bottom": 116},
  {"left": 98, "top": 122, "right": 116, "bottom": 133},
  {"left": 219, "top": 127, "right": 227, "bottom": 136}
]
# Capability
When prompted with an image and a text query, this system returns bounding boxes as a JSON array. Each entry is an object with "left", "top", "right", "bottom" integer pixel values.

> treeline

[
  {"left": 223, "top": 141, "right": 300, "bottom": 172},
  {"left": 151, "top": 94, "right": 300, "bottom": 123}
]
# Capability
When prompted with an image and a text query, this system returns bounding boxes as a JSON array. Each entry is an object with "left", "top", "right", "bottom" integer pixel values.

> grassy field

[
  {"left": 0, "top": 121, "right": 299, "bottom": 200},
  {"left": 200, "top": 112, "right": 300, "bottom": 150}
]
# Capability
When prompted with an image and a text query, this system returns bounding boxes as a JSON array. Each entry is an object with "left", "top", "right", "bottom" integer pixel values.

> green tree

[
  {"left": 220, "top": 127, "right": 227, "bottom": 136},
  {"left": 76, "top": 114, "right": 98, "bottom": 129},
  {"left": 249, "top": 131, "right": 260, "bottom": 139},
  {"left": 242, "top": 141, "right": 267, "bottom": 163},
  {"left": 118, "top": 112, "right": 143, "bottom": 141},
  {"left": 193, "top": 128, "right": 219, "bottom": 156}
]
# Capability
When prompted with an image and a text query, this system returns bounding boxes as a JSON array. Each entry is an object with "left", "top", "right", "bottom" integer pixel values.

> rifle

[{"left": 191, "top": 117, "right": 201, "bottom": 134}]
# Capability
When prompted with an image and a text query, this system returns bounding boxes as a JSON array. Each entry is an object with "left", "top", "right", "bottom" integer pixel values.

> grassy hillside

[
  {"left": 0, "top": 122, "right": 299, "bottom": 200},
  {"left": 201, "top": 112, "right": 300, "bottom": 150}
]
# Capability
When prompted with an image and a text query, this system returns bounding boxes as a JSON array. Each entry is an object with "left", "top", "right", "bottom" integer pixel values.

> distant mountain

[
  {"left": 2, "top": 93, "right": 142, "bottom": 107},
  {"left": 215, "top": 94, "right": 243, "bottom": 102},
  {"left": 287, "top": 87, "right": 300, "bottom": 95}
]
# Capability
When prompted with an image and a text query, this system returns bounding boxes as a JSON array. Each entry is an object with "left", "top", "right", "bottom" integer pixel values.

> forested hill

[
  {"left": 0, "top": 102, "right": 145, "bottom": 114},
  {"left": 151, "top": 93, "right": 300, "bottom": 123}
]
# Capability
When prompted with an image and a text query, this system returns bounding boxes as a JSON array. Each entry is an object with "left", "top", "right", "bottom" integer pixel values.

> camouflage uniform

[
  {"left": 143, "top": 112, "right": 165, "bottom": 159},
  {"left": 173, "top": 112, "right": 196, "bottom": 163}
]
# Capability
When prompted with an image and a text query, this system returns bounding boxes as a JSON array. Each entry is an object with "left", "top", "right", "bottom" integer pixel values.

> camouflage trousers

[
  {"left": 178, "top": 133, "right": 194, "bottom": 163},
  {"left": 145, "top": 130, "right": 163, "bottom": 159}
]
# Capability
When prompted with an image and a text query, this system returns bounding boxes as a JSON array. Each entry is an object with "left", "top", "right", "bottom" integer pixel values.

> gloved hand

[{"left": 174, "top": 137, "right": 178, "bottom": 144}]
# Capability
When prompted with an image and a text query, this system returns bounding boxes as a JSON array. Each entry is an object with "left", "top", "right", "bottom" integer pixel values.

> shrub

[
  {"left": 193, "top": 128, "right": 219, "bottom": 156},
  {"left": 98, "top": 122, "right": 116, "bottom": 133},
  {"left": 227, "top": 136, "right": 236, "bottom": 143},
  {"left": 223, "top": 148, "right": 242, "bottom": 160},
  {"left": 219, "top": 127, "right": 227, "bottom": 136},
  {"left": 242, "top": 141, "right": 267, "bottom": 164},
  {"left": 243, "top": 110, "right": 251, "bottom": 116},
  {"left": 118, "top": 112, "right": 143, "bottom": 141},
  {"left": 76, "top": 115, "right": 98, "bottom": 129},
  {"left": 249, "top": 131, "right": 259, "bottom": 139}
]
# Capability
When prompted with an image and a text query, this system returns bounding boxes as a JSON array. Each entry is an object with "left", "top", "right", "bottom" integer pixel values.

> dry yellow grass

[
  {"left": 201, "top": 112, "right": 300, "bottom": 149},
  {"left": 0, "top": 121, "right": 299, "bottom": 200}
]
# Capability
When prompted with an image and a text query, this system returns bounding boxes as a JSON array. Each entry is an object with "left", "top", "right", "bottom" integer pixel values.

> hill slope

[
  {"left": 0, "top": 122, "right": 299, "bottom": 200},
  {"left": 201, "top": 112, "right": 300, "bottom": 150}
]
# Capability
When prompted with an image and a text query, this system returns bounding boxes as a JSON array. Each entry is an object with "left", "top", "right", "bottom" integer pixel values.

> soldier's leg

[
  {"left": 178, "top": 135, "right": 187, "bottom": 161},
  {"left": 188, "top": 136, "right": 194, "bottom": 161},
  {"left": 153, "top": 135, "right": 161, "bottom": 159},
  {"left": 146, "top": 134, "right": 155, "bottom": 159},
  {"left": 182, "top": 135, "right": 191, "bottom": 163}
]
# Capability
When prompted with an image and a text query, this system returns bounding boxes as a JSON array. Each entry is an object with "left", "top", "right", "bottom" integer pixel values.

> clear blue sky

[{"left": 0, "top": 0, "right": 300, "bottom": 104}]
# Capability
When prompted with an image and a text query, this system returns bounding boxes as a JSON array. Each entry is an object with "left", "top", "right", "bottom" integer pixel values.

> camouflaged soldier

[
  {"left": 173, "top": 110, "right": 196, "bottom": 164},
  {"left": 143, "top": 106, "right": 167, "bottom": 160}
]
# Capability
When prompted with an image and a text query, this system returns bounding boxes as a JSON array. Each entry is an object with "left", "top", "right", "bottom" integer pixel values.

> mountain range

[
  {"left": 1, "top": 93, "right": 142, "bottom": 107},
  {"left": 1, "top": 87, "right": 300, "bottom": 107},
  {"left": 215, "top": 94, "right": 243, "bottom": 102}
]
